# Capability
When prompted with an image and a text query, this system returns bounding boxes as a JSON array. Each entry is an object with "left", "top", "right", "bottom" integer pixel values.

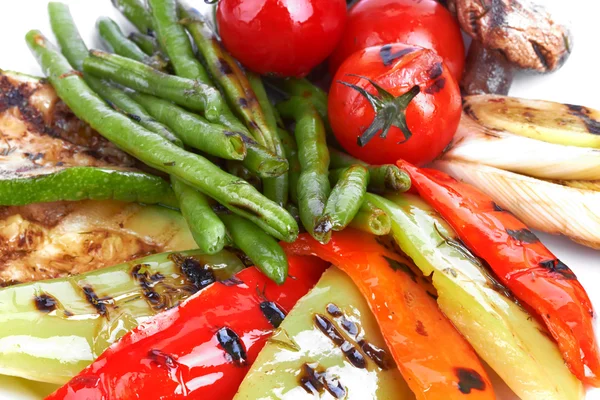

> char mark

[
  {"left": 539, "top": 259, "right": 577, "bottom": 280},
  {"left": 455, "top": 367, "right": 487, "bottom": 394},
  {"left": 179, "top": 257, "right": 216, "bottom": 290},
  {"left": 218, "top": 58, "right": 233, "bottom": 75},
  {"left": 379, "top": 45, "right": 417, "bottom": 67},
  {"left": 424, "top": 78, "right": 446, "bottom": 94},
  {"left": 299, "top": 363, "right": 346, "bottom": 399},
  {"left": 260, "top": 301, "right": 287, "bottom": 328},
  {"left": 428, "top": 62, "right": 444, "bottom": 80},
  {"left": 566, "top": 104, "right": 600, "bottom": 135},
  {"left": 506, "top": 228, "right": 539, "bottom": 243},
  {"left": 148, "top": 349, "right": 178, "bottom": 370},
  {"left": 34, "top": 293, "right": 58, "bottom": 313},
  {"left": 216, "top": 327, "right": 248, "bottom": 367},
  {"left": 383, "top": 256, "right": 418, "bottom": 282},
  {"left": 314, "top": 314, "right": 366, "bottom": 369},
  {"left": 81, "top": 285, "right": 111, "bottom": 316}
]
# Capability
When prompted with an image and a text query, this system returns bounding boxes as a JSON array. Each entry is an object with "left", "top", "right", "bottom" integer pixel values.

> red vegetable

[
  {"left": 283, "top": 230, "right": 494, "bottom": 400},
  {"left": 328, "top": 43, "right": 461, "bottom": 166},
  {"left": 398, "top": 159, "right": 600, "bottom": 387},
  {"left": 46, "top": 256, "right": 328, "bottom": 400},
  {"left": 216, "top": 0, "right": 347, "bottom": 77},
  {"left": 329, "top": 0, "right": 465, "bottom": 80}
]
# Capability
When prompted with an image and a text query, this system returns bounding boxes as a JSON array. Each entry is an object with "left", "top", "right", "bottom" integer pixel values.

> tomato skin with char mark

[
  {"left": 329, "top": 0, "right": 465, "bottom": 81},
  {"left": 328, "top": 43, "right": 461, "bottom": 166},
  {"left": 217, "top": 0, "right": 347, "bottom": 77}
]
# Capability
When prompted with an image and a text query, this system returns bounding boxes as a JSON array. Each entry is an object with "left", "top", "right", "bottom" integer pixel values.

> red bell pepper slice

[
  {"left": 46, "top": 255, "right": 328, "bottom": 400},
  {"left": 398, "top": 159, "right": 600, "bottom": 386},
  {"left": 282, "top": 230, "right": 495, "bottom": 400}
]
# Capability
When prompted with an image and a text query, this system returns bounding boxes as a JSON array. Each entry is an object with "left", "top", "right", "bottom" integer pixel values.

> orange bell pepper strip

[
  {"left": 398, "top": 159, "right": 600, "bottom": 386},
  {"left": 282, "top": 229, "right": 495, "bottom": 400}
]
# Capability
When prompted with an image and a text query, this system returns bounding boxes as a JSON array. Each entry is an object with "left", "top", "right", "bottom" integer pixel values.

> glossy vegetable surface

[
  {"left": 282, "top": 230, "right": 494, "bottom": 400},
  {"left": 27, "top": 31, "right": 297, "bottom": 242},
  {"left": 329, "top": 0, "right": 465, "bottom": 80},
  {"left": 234, "top": 267, "right": 414, "bottom": 399},
  {"left": 47, "top": 256, "right": 328, "bottom": 400},
  {"left": 216, "top": 0, "right": 347, "bottom": 77},
  {"left": 329, "top": 43, "right": 461, "bottom": 166},
  {"left": 399, "top": 160, "right": 600, "bottom": 386},
  {"left": 0, "top": 250, "right": 244, "bottom": 384},
  {"left": 369, "top": 193, "right": 584, "bottom": 400}
]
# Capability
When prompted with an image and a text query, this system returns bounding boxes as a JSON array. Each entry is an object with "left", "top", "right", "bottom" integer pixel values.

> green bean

[
  {"left": 48, "top": 4, "right": 225, "bottom": 253},
  {"left": 276, "top": 78, "right": 329, "bottom": 121},
  {"left": 147, "top": 0, "right": 210, "bottom": 83},
  {"left": 220, "top": 213, "right": 288, "bottom": 284},
  {"left": 82, "top": 50, "right": 246, "bottom": 132},
  {"left": 129, "top": 91, "right": 246, "bottom": 160},
  {"left": 249, "top": 73, "right": 288, "bottom": 206},
  {"left": 277, "top": 97, "right": 330, "bottom": 242},
  {"left": 349, "top": 199, "right": 391, "bottom": 236},
  {"left": 226, "top": 161, "right": 262, "bottom": 191},
  {"left": 180, "top": 6, "right": 277, "bottom": 152},
  {"left": 171, "top": 178, "right": 227, "bottom": 254},
  {"left": 316, "top": 165, "right": 368, "bottom": 239},
  {"left": 0, "top": 167, "right": 176, "bottom": 207},
  {"left": 128, "top": 31, "right": 162, "bottom": 56},
  {"left": 329, "top": 147, "right": 411, "bottom": 193},
  {"left": 27, "top": 31, "right": 298, "bottom": 242},
  {"left": 110, "top": 0, "right": 154, "bottom": 35},
  {"left": 277, "top": 128, "right": 301, "bottom": 204},
  {"left": 96, "top": 16, "right": 168, "bottom": 71}
]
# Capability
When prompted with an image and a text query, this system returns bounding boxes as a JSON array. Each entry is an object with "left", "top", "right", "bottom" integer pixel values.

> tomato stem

[{"left": 338, "top": 75, "right": 420, "bottom": 147}]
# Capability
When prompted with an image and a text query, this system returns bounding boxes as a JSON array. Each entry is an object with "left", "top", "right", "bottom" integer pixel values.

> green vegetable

[
  {"left": 234, "top": 267, "right": 412, "bottom": 400},
  {"left": 82, "top": 49, "right": 244, "bottom": 132},
  {"left": 277, "top": 127, "right": 301, "bottom": 204},
  {"left": 348, "top": 199, "right": 391, "bottom": 236},
  {"left": 249, "top": 74, "right": 288, "bottom": 206},
  {"left": 0, "top": 250, "right": 244, "bottom": 384},
  {"left": 128, "top": 31, "right": 162, "bottom": 57},
  {"left": 110, "top": 0, "right": 154, "bottom": 35},
  {"left": 276, "top": 77, "right": 329, "bottom": 121},
  {"left": 147, "top": 0, "right": 209, "bottom": 83},
  {"left": 220, "top": 213, "right": 288, "bottom": 284},
  {"left": 27, "top": 30, "right": 298, "bottom": 242},
  {"left": 0, "top": 167, "right": 176, "bottom": 207},
  {"left": 226, "top": 161, "right": 262, "bottom": 191},
  {"left": 329, "top": 147, "right": 410, "bottom": 193},
  {"left": 48, "top": 3, "right": 224, "bottom": 253},
  {"left": 96, "top": 16, "right": 167, "bottom": 71},
  {"left": 277, "top": 97, "right": 330, "bottom": 242},
  {"left": 171, "top": 178, "right": 228, "bottom": 254},
  {"left": 180, "top": 6, "right": 278, "bottom": 152},
  {"left": 129, "top": 91, "right": 246, "bottom": 161},
  {"left": 316, "top": 165, "right": 368, "bottom": 240},
  {"left": 368, "top": 192, "right": 584, "bottom": 400}
]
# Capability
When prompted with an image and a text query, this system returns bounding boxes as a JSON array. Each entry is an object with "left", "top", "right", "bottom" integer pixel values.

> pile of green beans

[{"left": 20, "top": 1, "right": 411, "bottom": 284}]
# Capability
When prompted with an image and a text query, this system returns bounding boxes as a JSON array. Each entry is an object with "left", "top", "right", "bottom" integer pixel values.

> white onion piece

[{"left": 432, "top": 160, "right": 600, "bottom": 249}]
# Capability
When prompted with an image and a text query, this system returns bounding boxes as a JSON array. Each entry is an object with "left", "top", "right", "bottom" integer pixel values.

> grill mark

[
  {"left": 216, "top": 327, "right": 248, "bottom": 367},
  {"left": 179, "top": 257, "right": 216, "bottom": 290},
  {"left": 314, "top": 314, "right": 366, "bottom": 369},
  {"left": 463, "top": 104, "right": 479, "bottom": 121},
  {"left": 358, "top": 340, "right": 392, "bottom": 370},
  {"left": 530, "top": 41, "right": 550, "bottom": 71},
  {"left": 148, "top": 349, "right": 178, "bottom": 370},
  {"left": 217, "top": 58, "right": 233, "bottom": 75},
  {"left": 506, "top": 228, "right": 539, "bottom": 243},
  {"left": 260, "top": 301, "right": 287, "bottom": 328},
  {"left": 299, "top": 363, "right": 346, "bottom": 399},
  {"left": 428, "top": 62, "right": 443, "bottom": 80},
  {"left": 566, "top": 104, "right": 600, "bottom": 135},
  {"left": 415, "top": 320, "right": 428, "bottom": 336},
  {"left": 34, "top": 293, "right": 58, "bottom": 313},
  {"left": 379, "top": 45, "right": 417, "bottom": 66},
  {"left": 238, "top": 97, "right": 249, "bottom": 108},
  {"left": 539, "top": 259, "right": 577, "bottom": 280},
  {"left": 132, "top": 264, "right": 167, "bottom": 309},
  {"left": 424, "top": 78, "right": 446, "bottom": 94},
  {"left": 455, "top": 367, "right": 486, "bottom": 394},
  {"left": 81, "top": 285, "right": 111, "bottom": 316},
  {"left": 492, "top": 201, "right": 506, "bottom": 212},
  {"left": 326, "top": 303, "right": 343, "bottom": 317}
]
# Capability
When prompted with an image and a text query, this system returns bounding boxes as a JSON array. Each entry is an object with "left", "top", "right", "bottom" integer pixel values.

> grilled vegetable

[
  {"left": 399, "top": 160, "right": 600, "bottom": 386},
  {"left": 434, "top": 159, "right": 600, "bottom": 249},
  {"left": 234, "top": 267, "right": 413, "bottom": 399},
  {"left": 460, "top": 41, "right": 514, "bottom": 95},
  {"left": 0, "top": 250, "right": 244, "bottom": 384},
  {"left": 463, "top": 95, "right": 600, "bottom": 148},
  {"left": 46, "top": 256, "right": 328, "bottom": 400},
  {"left": 110, "top": 0, "right": 154, "bottom": 35},
  {"left": 445, "top": 114, "right": 600, "bottom": 180},
  {"left": 368, "top": 193, "right": 584, "bottom": 400},
  {"left": 283, "top": 230, "right": 494, "bottom": 400},
  {"left": 348, "top": 199, "right": 391, "bottom": 236}
]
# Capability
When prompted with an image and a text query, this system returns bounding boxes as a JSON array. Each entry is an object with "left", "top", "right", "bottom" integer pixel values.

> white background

[{"left": 0, "top": 0, "right": 599, "bottom": 399}]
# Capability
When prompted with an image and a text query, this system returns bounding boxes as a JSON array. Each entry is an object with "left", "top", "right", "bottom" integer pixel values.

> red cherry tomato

[
  {"left": 329, "top": 0, "right": 465, "bottom": 81},
  {"left": 216, "top": 0, "right": 347, "bottom": 77},
  {"left": 328, "top": 43, "right": 461, "bottom": 166}
]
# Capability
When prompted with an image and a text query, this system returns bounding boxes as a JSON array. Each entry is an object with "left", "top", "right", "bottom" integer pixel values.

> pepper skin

[
  {"left": 398, "top": 159, "right": 600, "bottom": 386},
  {"left": 282, "top": 230, "right": 494, "bottom": 400},
  {"left": 46, "top": 255, "right": 327, "bottom": 400}
]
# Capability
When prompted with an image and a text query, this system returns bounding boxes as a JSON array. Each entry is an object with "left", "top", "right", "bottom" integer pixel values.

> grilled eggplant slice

[
  {"left": 462, "top": 95, "right": 600, "bottom": 148},
  {"left": 433, "top": 159, "right": 600, "bottom": 249},
  {"left": 0, "top": 71, "right": 194, "bottom": 285}
]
